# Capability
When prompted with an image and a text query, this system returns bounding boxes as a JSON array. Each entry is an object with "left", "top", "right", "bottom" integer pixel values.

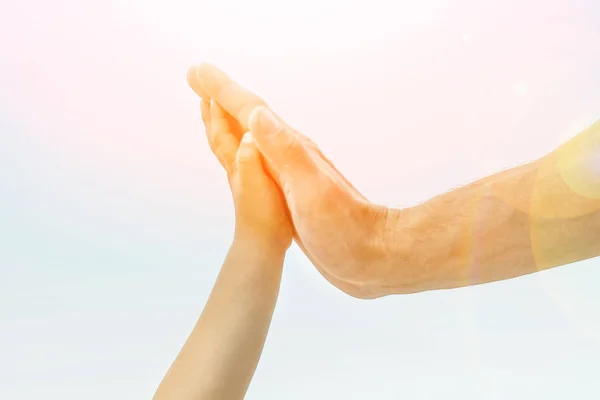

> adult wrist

[
  {"left": 369, "top": 204, "right": 429, "bottom": 295},
  {"left": 345, "top": 203, "right": 401, "bottom": 298}
]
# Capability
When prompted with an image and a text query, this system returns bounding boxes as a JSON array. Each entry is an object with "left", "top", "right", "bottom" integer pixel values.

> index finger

[{"left": 189, "top": 63, "right": 267, "bottom": 131}]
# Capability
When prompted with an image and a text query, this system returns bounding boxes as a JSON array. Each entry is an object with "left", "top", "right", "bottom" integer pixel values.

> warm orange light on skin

[
  {"left": 556, "top": 120, "right": 600, "bottom": 201},
  {"left": 528, "top": 121, "right": 600, "bottom": 272},
  {"left": 485, "top": 120, "right": 600, "bottom": 220},
  {"left": 189, "top": 54, "right": 600, "bottom": 297},
  {"left": 382, "top": 118, "right": 600, "bottom": 293},
  {"left": 475, "top": 121, "right": 600, "bottom": 276}
]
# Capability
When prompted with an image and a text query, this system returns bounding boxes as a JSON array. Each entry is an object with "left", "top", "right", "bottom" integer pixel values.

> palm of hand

[{"left": 275, "top": 134, "right": 386, "bottom": 296}]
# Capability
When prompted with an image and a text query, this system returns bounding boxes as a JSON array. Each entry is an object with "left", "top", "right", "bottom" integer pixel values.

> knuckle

[
  {"left": 227, "top": 163, "right": 238, "bottom": 182},
  {"left": 211, "top": 134, "right": 224, "bottom": 155},
  {"left": 281, "top": 136, "right": 305, "bottom": 166},
  {"left": 237, "top": 153, "right": 252, "bottom": 165},
  {"left": 206, "top": 133, "right": 215, "bottom": 149}
]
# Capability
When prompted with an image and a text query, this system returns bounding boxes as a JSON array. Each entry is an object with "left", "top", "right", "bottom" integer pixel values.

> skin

[
  {"left": 153, "top": 100, "right": 293, "bottom": 400},
  {"left": 187, "top": 63, "right": 600, "bottom": 299}
]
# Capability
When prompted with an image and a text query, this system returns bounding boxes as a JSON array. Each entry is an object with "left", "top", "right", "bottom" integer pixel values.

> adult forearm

[
  {"left": 153, "top": 240, "right": 285, "bottom": 400},
  {"left": 381, "top": 119, "right": 600, "bottom": 294}
]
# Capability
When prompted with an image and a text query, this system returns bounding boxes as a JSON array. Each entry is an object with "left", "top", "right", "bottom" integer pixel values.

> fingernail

[
  {"left": 251, "top": 106, "right": 280, "bottom": 137},
  {"left": 241, "top": 132, "right": 254, "bottom": 144}
]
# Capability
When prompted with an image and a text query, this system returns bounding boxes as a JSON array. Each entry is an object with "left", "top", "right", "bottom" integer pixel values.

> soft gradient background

[{"left": 1, "top": 0, "right": 600, "bottom": 399}]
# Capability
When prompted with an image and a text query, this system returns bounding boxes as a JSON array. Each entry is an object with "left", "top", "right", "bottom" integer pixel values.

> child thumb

[{"left": 235, "top": 132, "right": 262, "bottom": 179}]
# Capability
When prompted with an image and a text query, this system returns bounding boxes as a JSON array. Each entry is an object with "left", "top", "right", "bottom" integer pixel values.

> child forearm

[{"left": 153, "top": 238, "right": 286, "bottom": 400}]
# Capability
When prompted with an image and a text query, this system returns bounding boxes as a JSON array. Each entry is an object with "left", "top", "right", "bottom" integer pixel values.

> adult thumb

[{"left": 248, "top": 106, "right": 311, "bottom": 174}]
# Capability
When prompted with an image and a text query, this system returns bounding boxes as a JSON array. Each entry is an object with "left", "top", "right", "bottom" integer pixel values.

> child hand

[{"left": 201, "top": 99, "right": 293, "bottom": 252}]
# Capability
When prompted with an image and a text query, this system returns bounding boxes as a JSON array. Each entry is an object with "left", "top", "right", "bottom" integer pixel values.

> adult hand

[{"left": 187, "top": 64, "right": 391, "bottom": 298}]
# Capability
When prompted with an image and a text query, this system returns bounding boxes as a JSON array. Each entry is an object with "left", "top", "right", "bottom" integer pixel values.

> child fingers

[
  {"left": 209, "top": 99, "right": 229, "bottom": 141},
  {"left": 209, "top": 99, "right": 239, "bottom": 175},
  {"left": 200, "top": 99, "right": 211, "bottom": 131}
]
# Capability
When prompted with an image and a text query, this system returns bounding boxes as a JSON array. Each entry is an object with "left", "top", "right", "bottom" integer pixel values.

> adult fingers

[
  {"left": 248, "top": 105, "right": 316, "bottom": 177},
  {"left": 190, "top": 63, "right": 267, "bottom": 131}
]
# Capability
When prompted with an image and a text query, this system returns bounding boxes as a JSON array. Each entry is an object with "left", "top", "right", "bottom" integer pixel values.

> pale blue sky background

[{"left": 1, "top": 0, "right": 600, "bottom": 399}]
